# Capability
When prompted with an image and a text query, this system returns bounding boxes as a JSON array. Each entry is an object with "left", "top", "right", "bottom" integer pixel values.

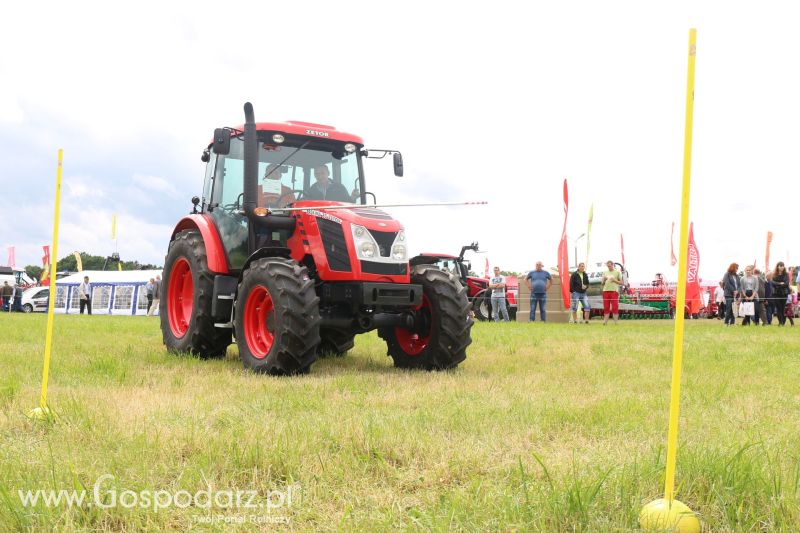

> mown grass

[{"left": 1, "top": 315, "right": 799, "bottom": 531}]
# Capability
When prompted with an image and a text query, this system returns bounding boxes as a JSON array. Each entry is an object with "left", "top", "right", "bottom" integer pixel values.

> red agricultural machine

[
  {"left": 160, "top": 103, "right": 473, "bottom": 374},
  {"left": 411, "top": 242, "right": 518, "bottom": 320}
]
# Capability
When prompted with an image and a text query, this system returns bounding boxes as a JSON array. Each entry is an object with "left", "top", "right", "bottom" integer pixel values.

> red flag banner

[
  {"left": 557, "top": 179, "right": 570, "bottom": 309},
  {"left": 765, "top": 231, "right": 773, "bottom": 272},
  {"left": 41, "top": 245, "right": 51, "bottom": 286},
  {"left": 670, "top": 222, "right": 677, "bottom": 266},
  {"left": 6, "top": 246, "right": 15, "bottom": 268},
  {"left": 620, "top": 234, "right": 626, "bottom": 267},
  {"left": 685, "top": 223, "right": 701, "bottom": 315},
  {"left": 484, "top": 257, "right": 490, "bottom": 279}
]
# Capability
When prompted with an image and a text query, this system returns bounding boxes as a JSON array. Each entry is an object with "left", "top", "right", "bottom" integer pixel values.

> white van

[{"left": 22, "top": 286, "right": 51, "bottom": 313}]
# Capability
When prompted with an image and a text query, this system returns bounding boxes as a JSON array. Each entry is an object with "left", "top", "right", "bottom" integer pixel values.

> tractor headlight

[
  {"left": 351, "top": 224, "right": 380, "bottom": 260},
  {"left": 344, "top": 143, "right": 356, "bottom": 153},
  {"left": 396, "top": 230, "right": 405, "bottom": 242},
  {"left": 360, "top": 242, "right": 377, "bottom": 258},
  {"left": 272, "top": 134, "right": 285, "bottom": 143},
  {"left": 391, "top": 244, "right": 407, "bottom": 261}
]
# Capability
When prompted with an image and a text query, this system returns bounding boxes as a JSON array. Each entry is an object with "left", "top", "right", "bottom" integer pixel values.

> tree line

[{"left": 24, "top": 252, "right": 162, "bottom": 280}]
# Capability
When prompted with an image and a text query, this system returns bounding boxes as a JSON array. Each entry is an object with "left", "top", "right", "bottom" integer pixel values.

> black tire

[
  {"left": 317, "top": 329, "right": 355, "bottom": 358},
  {"left": 473, "top": 293, "right": 491, "bottom": 321},
  {"left": 23, "top": 303, "right": 33, "bottom": 313},
  {"left": 379, "top": 266, "right": 472, "bottom": 370},
  {"left": 508, "top": 302, "right": 517, "bottom": 321},
  {"left": 160, "top": 230, "right": 232, "bottom": 359},
  {"left": 235, "top": 257, "right": 320, "bottom": 375}
]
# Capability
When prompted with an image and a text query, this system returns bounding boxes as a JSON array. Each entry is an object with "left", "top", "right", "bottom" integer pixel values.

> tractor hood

[{"left": 292, "top": 201, "right": 404, "bottom": 233}]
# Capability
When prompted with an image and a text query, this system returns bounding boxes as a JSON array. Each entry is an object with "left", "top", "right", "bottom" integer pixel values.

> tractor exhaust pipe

[{"left": 242, "top": 102, "right": 258, "bottom": 219}]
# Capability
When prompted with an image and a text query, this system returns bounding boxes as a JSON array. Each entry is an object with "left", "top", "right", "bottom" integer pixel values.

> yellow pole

[
  {"left": 664, "top": 28, "right": 696, "bottom": 502},
  {"left": 34, "top": 149, "right": 64, "bottom": 416},
  {"left": 639, "top": 30, "right": 701, "bottom": 532}
]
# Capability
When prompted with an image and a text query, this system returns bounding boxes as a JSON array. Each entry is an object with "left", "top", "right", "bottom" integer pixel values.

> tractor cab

[{"left": 201, "top": 123, "right": 368, "bottom": 270}]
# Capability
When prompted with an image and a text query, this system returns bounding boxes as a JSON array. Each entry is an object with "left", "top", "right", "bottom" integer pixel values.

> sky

[{"left": 2, "top": 1, "right": 799, "bottom": 284}]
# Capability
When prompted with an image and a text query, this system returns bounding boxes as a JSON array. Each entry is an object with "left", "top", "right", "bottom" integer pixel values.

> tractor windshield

[{"left": 207, "top": 136, "right": 363, "bottom": 211}]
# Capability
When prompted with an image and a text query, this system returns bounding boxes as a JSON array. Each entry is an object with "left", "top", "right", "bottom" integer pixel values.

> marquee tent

[{"left": 52, "top": 270, "right": 163, "bottom": 316}]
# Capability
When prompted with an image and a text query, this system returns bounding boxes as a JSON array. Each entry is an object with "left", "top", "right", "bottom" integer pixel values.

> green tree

[
  {"left": 25, "top": 265, "right": 44, "bottom": 280},
  {"left": 55, "top": 252, "right": 161, "bottom": 272}
]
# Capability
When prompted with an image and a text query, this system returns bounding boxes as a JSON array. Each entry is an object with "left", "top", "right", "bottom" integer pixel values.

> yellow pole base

[
  {"left": 27, "top": 406, "right": 57, "bottom": 422},
  {"left": 639, "top": 498, "right": 700, "bottom": 532}
]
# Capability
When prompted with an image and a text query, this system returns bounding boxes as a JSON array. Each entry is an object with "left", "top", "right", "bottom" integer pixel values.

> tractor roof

[{"left": 227, "top": 121, "right": 365, "bottom": 145}]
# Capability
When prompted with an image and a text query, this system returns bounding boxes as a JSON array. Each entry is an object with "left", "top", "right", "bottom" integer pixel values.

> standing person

[
  {"left": 78, "top": 276, "right": 92, "bottom": 315},
  {"left": 1, "top": 281, "right": 11, "bottom": 312},
  {"left": 771, "top": 262, "right": 790, "bottom": 326},
  {"left": 753, "top": 268, "right": 768, "bottom": 325},
  {"left": 715, "top": 281, "right": 726, "bottom": 320},
  {"left": 524, "top": 261, "right": 551, "bottom": 322},
  {"left": 740, "top": 265, "right": 759, "bottom": 326},
  {"left": 601, "top": 260, "right": 622, "bottom": 325},
  {"left": 145, "top": 278, "right": 155, "bottom": 312},
  {"left": 763, "top": 271, "right": 774, "bottom": 324},
  {"left": 488, "top": 266, "right": 509, "bottom": 322},
  {"left": 570, "top": 262, "right": 591, "bottom": 324},
  {"left": 785, "top": 290, "right": 796, "bottom": 326},
  {"left": 722, "top": 263, "right": 740, "bottom": 326},
  {"left": 148, "top": 275, "right": 161, "bottom": 316}
]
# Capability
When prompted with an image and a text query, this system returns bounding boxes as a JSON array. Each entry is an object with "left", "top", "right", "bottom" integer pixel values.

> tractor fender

[
  {"left": 473, "top": 288, "right": 489, "bottom": 303},
  {"left": 171, "top": 214, "right": 229, "bottom": 274},
  {"left": 240, "top": 247, "right": 292, "bottom": 280}
]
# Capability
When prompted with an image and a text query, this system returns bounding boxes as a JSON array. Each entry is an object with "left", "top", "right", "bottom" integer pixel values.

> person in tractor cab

[
  {"left": 258, "top": 164, "right": 295, "bottom": 208},
  {"left": 305, "top": 165, "right": 354, "bottom": 202}
]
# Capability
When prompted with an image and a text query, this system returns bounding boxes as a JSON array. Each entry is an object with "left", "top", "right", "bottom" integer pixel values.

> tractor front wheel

[
  {"left": 380, "top": 266, "right": 472, "bottom": 370},
  {"left": 161, "top": 230, "right": 232, "bottom": 358},
  {"left": 235, "top": 257, "right": 321, "bottom": 375}
]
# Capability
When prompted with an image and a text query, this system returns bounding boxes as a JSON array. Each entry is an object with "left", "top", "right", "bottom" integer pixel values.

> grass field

[{"left": 1, "top": 314, "right": 799, "bottom": 531}]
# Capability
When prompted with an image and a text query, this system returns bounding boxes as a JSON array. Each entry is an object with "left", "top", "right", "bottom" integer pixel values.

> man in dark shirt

[
  {"left": 570, "top": 262, "right": 591, "bottom": 323},
  {"left": 304, "top": 165, "right": 353, "bottom": 202}
]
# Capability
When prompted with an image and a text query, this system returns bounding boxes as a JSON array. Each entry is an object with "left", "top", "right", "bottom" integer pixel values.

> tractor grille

[
  {"left": 368, "top": 230, "right": 397, "bottom": 257},
  {"left": 317, "top": 218, "right": 352, "bottom": 272},
  {"left": 360, "top": 261, "right": 408, "bottom": 276}
]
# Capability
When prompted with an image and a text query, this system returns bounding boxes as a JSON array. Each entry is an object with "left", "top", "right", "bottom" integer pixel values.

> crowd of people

[{"left": 718, "top": 261, "right": 796, "bottom": 326}]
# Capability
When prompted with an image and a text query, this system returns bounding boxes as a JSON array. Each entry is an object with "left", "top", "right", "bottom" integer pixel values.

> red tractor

[
  {"left": 160, "top": 103, "right": 473, "bottom": 374},
  {"left": 411, "top": 243, "right": 518, "bottom": 321}
]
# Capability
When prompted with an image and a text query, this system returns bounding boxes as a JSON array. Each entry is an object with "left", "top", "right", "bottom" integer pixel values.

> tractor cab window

[{"left": 208, "top": 135, "right": 364, "bottom": 269}]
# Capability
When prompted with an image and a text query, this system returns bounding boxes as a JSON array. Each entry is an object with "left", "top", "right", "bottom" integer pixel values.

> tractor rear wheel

[
  {"left": 235, "top": 257, "right": 320, "bottom": 375},
  {"left": 317, "top": 329, "right": 355, "bottom": 358},
  {"left": 379, "top": 266, "right": 472, "bottom": 370},
  {"left": 161, "top": 230, "right": 231, "bottom": 358}
]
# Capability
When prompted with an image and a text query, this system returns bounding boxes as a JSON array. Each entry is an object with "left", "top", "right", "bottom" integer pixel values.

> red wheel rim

[
  {"left": 244, "top": 285, "right": 275, "bottom": 359},
  {"left": 394, "top": 294, "right": 431, "bottom": 356},
  {"left": 167, "top": 257, "right": 193, "bottom": 338}
]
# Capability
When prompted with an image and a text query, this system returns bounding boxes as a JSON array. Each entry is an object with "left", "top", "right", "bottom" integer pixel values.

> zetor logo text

[{"left": 305, "top": 129, "right": 329, "bottom": 137}]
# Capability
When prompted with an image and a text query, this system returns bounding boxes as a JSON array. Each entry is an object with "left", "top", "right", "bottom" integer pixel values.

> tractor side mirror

[
  {"left": 393, "top": 152, "right": 404, "bottom": 177},
  {"left": 212, "top": 128, "right": 231, "bottom": 155}
]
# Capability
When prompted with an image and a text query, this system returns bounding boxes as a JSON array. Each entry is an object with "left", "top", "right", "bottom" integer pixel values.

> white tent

[{"left": 54, "top": 270, "right": 162, "bottom": 316}]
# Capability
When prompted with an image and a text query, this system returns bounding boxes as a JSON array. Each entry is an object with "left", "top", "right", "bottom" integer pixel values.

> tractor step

[{"left": 214, "top": 322, "right": 233, "bottom": 328}]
